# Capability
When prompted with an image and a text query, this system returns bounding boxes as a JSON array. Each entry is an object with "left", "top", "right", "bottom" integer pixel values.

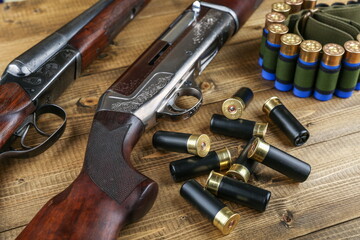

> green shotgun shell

[
  {"left": 314, "top": 43, "right": 345, "bottom": 101},
  {"left": 293, "top": 40, "right": 322, "bottom": 98},
  {"left": 335, "top": 41, "right": 360, "bottom": 98},
  {"left": 272, "top": 2, "right": 291, "bottom": 18},
  {"left": 262, "top": 24, "right": 289, "bottom": 81},
  {"left": 275, "top": 34, "right": 302, "bottom": 92},
  {"left": 259, "top": 12, "right": 286, "bottom": 67},
  {"left": 285, "top": 0, "right": 303, "bottom": 14}
]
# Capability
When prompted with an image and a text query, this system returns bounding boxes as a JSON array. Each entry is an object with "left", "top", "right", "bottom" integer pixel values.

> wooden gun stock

[
  {"left": 0, "top": 83, "right": 36, "bottom": 150},
  {"left": 16, "top": 111, "right": 158, "bottom": 240}
]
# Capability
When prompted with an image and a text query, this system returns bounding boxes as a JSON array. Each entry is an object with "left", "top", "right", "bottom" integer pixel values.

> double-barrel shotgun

[
  {"left": 0, "top": 0, "right": 150, "bottom": 160},
  {"left": 16, "top": 0, "right": 263, "bottom": 239}
]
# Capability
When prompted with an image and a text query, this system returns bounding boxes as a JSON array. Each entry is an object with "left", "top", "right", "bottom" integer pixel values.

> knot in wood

[
  {"left": 281, "top": 210, "right": 294, "bottom": 228},
  {"left": 77, "top": 97, "right": 99, "bottom": 108},
  {"left": 200, "top": 80, "right": 215, "bottom": 93}
]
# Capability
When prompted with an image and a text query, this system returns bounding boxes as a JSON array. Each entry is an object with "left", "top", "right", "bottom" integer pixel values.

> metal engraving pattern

[
  {"left": 0, "top": 46, "right": 80, "bottom": 104},
  {"left": 111, "top": 73, "right": 173, "bottom": 112}
]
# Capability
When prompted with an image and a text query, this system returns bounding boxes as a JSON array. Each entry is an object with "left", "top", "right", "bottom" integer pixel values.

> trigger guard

[
  {"left": 159, "top": 87, "right": 203, "bottom": 121},
  {"left": 0, "top": 104, "right": 67, "bottom": 160}
]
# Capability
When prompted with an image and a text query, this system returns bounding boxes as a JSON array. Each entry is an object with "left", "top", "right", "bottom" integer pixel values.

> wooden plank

[
  {"left": 293, "top": 218, "right": 360, "bottom": 240},
  {"left": 1, "top": 0, "right": 360, "bottom": 239}
]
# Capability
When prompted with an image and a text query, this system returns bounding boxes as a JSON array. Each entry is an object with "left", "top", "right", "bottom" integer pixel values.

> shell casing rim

[
  {"left": 216, "top": 147, "right": 232, "bottom": 171},
  {"left": 263, "top": 96, "right": 282, "bottom": 116},
  {"left": 253, "top": 122, "right": 269, "bottom": 138},
  {"left": 222, "top": 97, "right": 246, "bottom": 120},
  {"left": 226, "top": 163, "right": 251, "bottom": 182},
  {"left": 299, "top": 40, "right": 322, "bottom": 63},
  {"left": 247, "top": 138, "right": 270, "bottom": 163},
  {"left": 344, "top": 40, "right": 360, "bottom": 64},
  {"left": 285, "top": 0, "right": 303, "bottom": 14},
  {"left": 213, "top": 206, "right": 241, "bottom": 235},
  {"left": 322, "top": 43, "right": 345, "bottom": 67},
  {"left": 205, "top": 170, "right": 223, "bottom": 195},
  {"left": 302, "top": 0, "right": 317, "bottom": 10},
  {"left": 280, "top": 34, "right": 302, "bottom": 56},
  {"left": 272, "top": 2, "right": 291, "bottom": 17},
  {"left": 268, "top": 24, "right": 289, "bottom": 45},
  {"left": 187, "top": 134, "right": 211, "bottom": 157},
  {"left": 265, "top": 12, "right": 286, "bottom": 30}
]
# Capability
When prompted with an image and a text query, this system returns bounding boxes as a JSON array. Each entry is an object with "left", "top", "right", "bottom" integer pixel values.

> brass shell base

[
  {"left": 226, "top": 164, "right": 251, "bottom": 182},
  {"left": 213, "top": 207, "right": 241, "bottom": 235},
  {"left": 205, "top": 170, "right": 223, "bottom": 195},
  {"left": 253, "top": 122, "right": 269, "bottom": 138},
  {"left": 248, "top": 137, "right": 270, "bottom": 163},
  {"left": 222, "top": 98, "right": 245, "bottom": 120},
  {"left": 187, "top": 134, "right": 211, "bottom": 157}
]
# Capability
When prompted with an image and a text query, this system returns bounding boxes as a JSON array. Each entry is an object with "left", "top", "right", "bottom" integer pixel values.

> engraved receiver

[{"left": 16, "top": 1, "right": 263, "bottom": 239}]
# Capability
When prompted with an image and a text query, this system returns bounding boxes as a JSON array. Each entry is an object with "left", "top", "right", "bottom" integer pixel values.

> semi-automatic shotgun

[
  {"left": 0, "top": 0, "right": 149, "bottom": 160},
  {"left": 17, "top": 0, "right": 263, "bottom": 239}
]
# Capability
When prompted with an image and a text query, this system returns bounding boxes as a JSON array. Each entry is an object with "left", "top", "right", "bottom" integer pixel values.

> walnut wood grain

[
  {"left": 69, "top": 0, "right": 150, "bottom": 70},
  {"left": 16, "top": 111, "right": 158, "bottom": 239},
  {"left": 0, "top": 82, "right": 36, "bottom": 151},
  {"left": 203, "top": 0, "right": 264, "bottom": 29},
  {"left": 109, "top": 40, "right": 170, "bottom": 95}
]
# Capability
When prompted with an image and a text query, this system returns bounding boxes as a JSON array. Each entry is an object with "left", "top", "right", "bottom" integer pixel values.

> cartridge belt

[
  {"left": 286, "top": 4, "right": 360, "bottom": 45},
  {"left": 260, "top": 2, "right": 360, "bottom": 101}
]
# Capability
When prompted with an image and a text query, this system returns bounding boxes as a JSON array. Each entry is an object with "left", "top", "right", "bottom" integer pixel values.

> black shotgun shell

[
  {"left": 210, "top": 114, "right": 268, "bottom": 140},
  {"left": 248, "top": 138, "right": 311, "bottom": 182},
  {"left": 180, "top": 179, "right": 240, "bottom": 235},
  {"left": 222, "top": 87, "right": 254, "bottom": 119},
  {"left": 170, "top": 148, "right": 232, "bottom": 182},
  {"left": 263, "top": 97, "right": 309, "bottom": 146},
  {"left": 206, "top": 171, "right": 271, "bottom": 212},
  {"left": 226, "top": 138, "right": 258, "bottom": 182},
  {"left": 153, "top": 131, "right": 211, "bottom": 157}
]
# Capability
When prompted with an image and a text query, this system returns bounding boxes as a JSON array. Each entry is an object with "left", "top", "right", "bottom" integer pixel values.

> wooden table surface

[{"left": 1, "top": 0, "right": 360, "bottom": 239}]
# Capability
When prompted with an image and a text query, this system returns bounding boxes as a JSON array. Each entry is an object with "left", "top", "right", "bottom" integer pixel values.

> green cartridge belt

[{"left": 259, "top": 2, "right": 360, "bottom": 100}]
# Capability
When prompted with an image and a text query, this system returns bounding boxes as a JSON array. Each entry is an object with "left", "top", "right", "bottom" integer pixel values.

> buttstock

[
  {"left": 17, "top": 111, "right": 158, "bottom": 240},
  {"left": 68, "top": 0, "right": 150, "bottom": 70},
  {"left": 0, "top": 82, "right": 36, "bottom": 151}
]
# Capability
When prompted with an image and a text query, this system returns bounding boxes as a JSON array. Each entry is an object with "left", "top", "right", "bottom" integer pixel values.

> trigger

[
  {"left": 0, "top": 104, "right": 67, "bottom": 160},
  {"left": 158, "top": 86, "right": 203, "bottom": 121}
]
